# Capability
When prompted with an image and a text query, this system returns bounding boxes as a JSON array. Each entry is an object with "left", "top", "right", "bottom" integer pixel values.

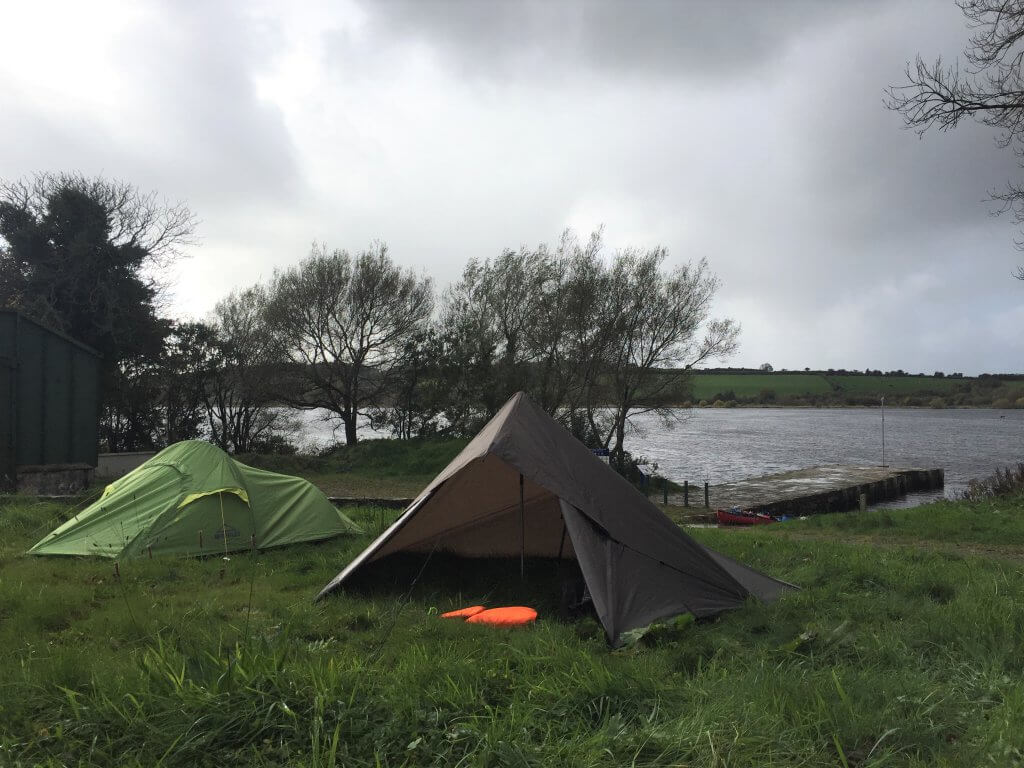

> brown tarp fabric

[{"left": 316, "top": 392, "right": 795, "bottom": 646}]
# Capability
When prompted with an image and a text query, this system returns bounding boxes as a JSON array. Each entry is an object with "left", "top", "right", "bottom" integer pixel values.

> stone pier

[{"left": 663, "top": 465, "right": 944, "bottom": 519}]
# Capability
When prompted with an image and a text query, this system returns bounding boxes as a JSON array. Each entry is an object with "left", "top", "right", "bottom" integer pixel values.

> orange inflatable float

[
  {"left": 465, "top": 606, "right": 538, "bottom": 626},
  {"left": 440, "top": 605, "right": 486, "bottom": 619}
]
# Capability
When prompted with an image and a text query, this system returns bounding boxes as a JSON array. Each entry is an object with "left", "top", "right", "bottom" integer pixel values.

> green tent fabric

[{"left": 29, "top": 441, "right": 360, "bottom": 558}]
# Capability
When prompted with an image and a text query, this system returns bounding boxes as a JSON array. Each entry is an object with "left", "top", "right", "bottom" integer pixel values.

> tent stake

[{"left": 519, "top": 474, "right": 525, "bottom": 581}]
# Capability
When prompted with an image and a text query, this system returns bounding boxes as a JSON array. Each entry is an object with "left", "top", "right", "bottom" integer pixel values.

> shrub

[
  {"left": 247, "top": 433, "right": 298, "bottom": 455},
  {"left": 929, "top": 397, "right": 946, "bottom": 409},
  {"left": 993, "top": 397, "right": 1013, "bottom": 409},
  {"left": 961, "top": 463, "right": 1024, "bottom": 500},
  {"left": 612, "top": 450, "right": 658, "bottom": 490}
]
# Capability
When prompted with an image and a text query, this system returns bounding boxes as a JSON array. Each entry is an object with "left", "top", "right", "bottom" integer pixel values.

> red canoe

[{"left": 715, "top": 508, "right": 777, "bottom": 526}]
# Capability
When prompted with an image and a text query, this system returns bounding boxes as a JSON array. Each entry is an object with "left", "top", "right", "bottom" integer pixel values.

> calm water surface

[{"left": 291, "top": 407, "right": 1024, "bottom": 504}]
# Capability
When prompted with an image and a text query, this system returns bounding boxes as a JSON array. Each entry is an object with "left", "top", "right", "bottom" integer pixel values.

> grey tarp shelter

[{"left": 317, "top": 392, "right": 795, "bottom": 646}]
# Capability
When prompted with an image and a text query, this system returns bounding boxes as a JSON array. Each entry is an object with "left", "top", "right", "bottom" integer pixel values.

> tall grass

[
  {"left": 240, "top": 438, "right": 468, "bottom": 479},
  {"left": 2, "top": 497, "right": 1024, "bottom": 765},
  {"left": 238, "top": 438, "right": 469, "bottom": 498},
  {"left": 961, "top": 463, "right": 1024, "bottom": 501},
  {"left": 783, "top": 495, "right": 1024, "bottom": 549}
]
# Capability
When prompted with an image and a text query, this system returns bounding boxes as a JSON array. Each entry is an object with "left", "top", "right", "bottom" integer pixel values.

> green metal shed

[{"left": 0, "top": 311, "right": 101, "bottom": 491}]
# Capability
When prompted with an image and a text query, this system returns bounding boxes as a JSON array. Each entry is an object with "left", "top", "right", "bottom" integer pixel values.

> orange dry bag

[
  {"left": 465, "top": 606, "right": 538, "bottom": 626},
  {"left": 440, "top": 605, "right": 486, "bottom": 619}
]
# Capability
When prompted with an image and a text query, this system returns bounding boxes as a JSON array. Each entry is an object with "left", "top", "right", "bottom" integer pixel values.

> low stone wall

[
  {"left": 663, "top": 465, "right": 946, "bottom": 520},
  {"left": 16, "top": 464, "right": 94, "bottom": 495},
  {"left": 750, "top": 468, "right": 945, "bottom": 517},
  {"left": 96, "top": 451, "right": 156, "bottom": 480}
]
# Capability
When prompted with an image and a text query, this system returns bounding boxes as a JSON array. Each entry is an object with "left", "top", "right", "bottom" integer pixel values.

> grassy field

[
  {"left": 3, "top": 490, "right": 1024, "bottom": 766},
  {"left": 239, "top": 438, "right": 468, "bottom": 498},
  {"left": 690, "top": 373, "right": 833, "bottom": 400},
  {"left": 687, "top": 371, "right": 1024, "bottom": 407},
  {"left": 824, "top": 375, "right": 965, "bottom": 397}
]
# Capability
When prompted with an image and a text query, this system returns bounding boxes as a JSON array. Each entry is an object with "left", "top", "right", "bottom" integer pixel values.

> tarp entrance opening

[
  {"left": 341, "top": 551, "right": 592, "bottom": 624},
  {"left": 343, "top": 455, "right": 585, "bottom": 614},
  {"left": 370, "top": 454, "right": 575, "bottom": 561}
]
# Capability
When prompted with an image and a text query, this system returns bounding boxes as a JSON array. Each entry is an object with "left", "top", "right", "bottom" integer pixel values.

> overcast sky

[{"left": 2, "top": 0, "right": 1021, "bottom": 374}]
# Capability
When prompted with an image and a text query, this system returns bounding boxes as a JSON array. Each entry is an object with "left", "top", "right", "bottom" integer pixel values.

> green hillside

[
  {"left": 690, "top": 373, "right": 832, "bottom": 400},
  {"left": 684, "top": 370, "right": 1024, "bottom": 407},
  {"left": 825, "top": 374, "right": 964, "bottom": 396}
]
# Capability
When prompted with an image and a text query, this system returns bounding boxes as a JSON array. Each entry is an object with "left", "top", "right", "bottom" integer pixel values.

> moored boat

[{"left": 715, "top": 507, "right": 777, "bottom": 526}]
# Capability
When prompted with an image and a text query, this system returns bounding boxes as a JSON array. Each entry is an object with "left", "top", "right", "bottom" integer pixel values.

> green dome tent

[{"left": 29, "top": 441, "right": 360, "bottom": 559}]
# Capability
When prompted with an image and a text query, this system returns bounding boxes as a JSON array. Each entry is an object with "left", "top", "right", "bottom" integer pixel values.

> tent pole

[{"left": 519, "top": 473, "right": 525, "bottom": 581}]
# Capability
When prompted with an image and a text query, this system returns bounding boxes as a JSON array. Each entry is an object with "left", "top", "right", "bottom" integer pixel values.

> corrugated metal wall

[
  {"left": 0, "top": 313, "right": 14, "bottom": 487},
  {"left": 0, "top": 311, "right": 100, "bottom": 487}
]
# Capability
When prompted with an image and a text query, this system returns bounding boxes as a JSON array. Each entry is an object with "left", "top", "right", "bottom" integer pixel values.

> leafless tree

[
  {"left": 263, "top": 243, "right": 433, "bottom": 444},
  {"left": 205, "top": 286, "right": 290, "bottom": 453},
  {"left": 594, "top": 251, "right": 739, "bottom": 465},
  {"left": 886, "top": 0, "right": 1024, "bottom": 268},
  {"left": 441, "top": 245, "right": 560, "bottom": 420},
  {"left": 439, "top": 230, "right": 738, "bottom": 467},
  {"left": 0, "top": 172, "right": 196, "bottom": 275},
  {"left": 541, "top": 229, "right": 612, "bottom": 435}
]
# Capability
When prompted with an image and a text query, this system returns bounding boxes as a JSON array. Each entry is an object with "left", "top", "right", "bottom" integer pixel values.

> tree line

[{"left": 0, "top": 173, "right": 737, "bottom": 470}]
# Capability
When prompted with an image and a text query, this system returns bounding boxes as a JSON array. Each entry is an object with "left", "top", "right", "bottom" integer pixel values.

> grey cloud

[
  {"left": 360, "top": 0, "right": 886, "bottom": 82},
  {"left": 2, "top": 0, "right": 1021, "bottom": 374},
  {"left": 0, "top": 0, "right": 303, "bottom": 217}
]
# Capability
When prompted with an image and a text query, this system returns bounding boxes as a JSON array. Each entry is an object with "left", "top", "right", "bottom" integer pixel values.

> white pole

[
  {"left": 519, "top": 473, "right": 525, "bottom": 580},
  {"left": 881, "top": 396, "right": 886, "bottom": 467}
]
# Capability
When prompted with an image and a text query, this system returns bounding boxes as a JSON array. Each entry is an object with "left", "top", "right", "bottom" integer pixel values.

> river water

[
  {"left": 290, "top": 407, "right": 1024, "bottom": 504},
  {"left": 626, "top": 407, "right": 1024, "bottom": 502}
]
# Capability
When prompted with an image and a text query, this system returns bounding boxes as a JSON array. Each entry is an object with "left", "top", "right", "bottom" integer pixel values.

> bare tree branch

[
  {"left": 886, "top": 0, "right": 1024, "bottom": 263},
  {"left": 263, "top": 242, "right": 434, "bottom": 444}
]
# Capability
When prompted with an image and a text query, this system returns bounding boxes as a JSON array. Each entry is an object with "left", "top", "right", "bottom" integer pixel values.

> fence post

[
  {"left": 683, "top": 480, "right": 689, "bottom": 507},
  {"left": 663, "top": 477, "right": 668, "bottom": 505},
  {"left": 704, "top": 482, "right": 710, "bottom": 508}
]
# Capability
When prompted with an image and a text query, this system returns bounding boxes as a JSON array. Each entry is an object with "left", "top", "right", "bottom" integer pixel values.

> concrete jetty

[
  {"left": 327, "top": 466, "right": 945, "bottom": 519},
  {"left": 664, "top": 465, "right": 944, "bottom": 519}
]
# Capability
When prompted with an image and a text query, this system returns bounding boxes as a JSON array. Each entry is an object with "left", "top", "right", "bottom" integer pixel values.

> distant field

[
  {"left": 690, "top": 373, "right": 832, "bottom": 400},
  {"left": 240, "top": 437, "right": 468, "bottom": 498},
  {"left": 827, "top": 374, "right": 965, "bottom": 396},
  {"left": 686, "top": 371, "right": 984, "bottom": 405}
]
